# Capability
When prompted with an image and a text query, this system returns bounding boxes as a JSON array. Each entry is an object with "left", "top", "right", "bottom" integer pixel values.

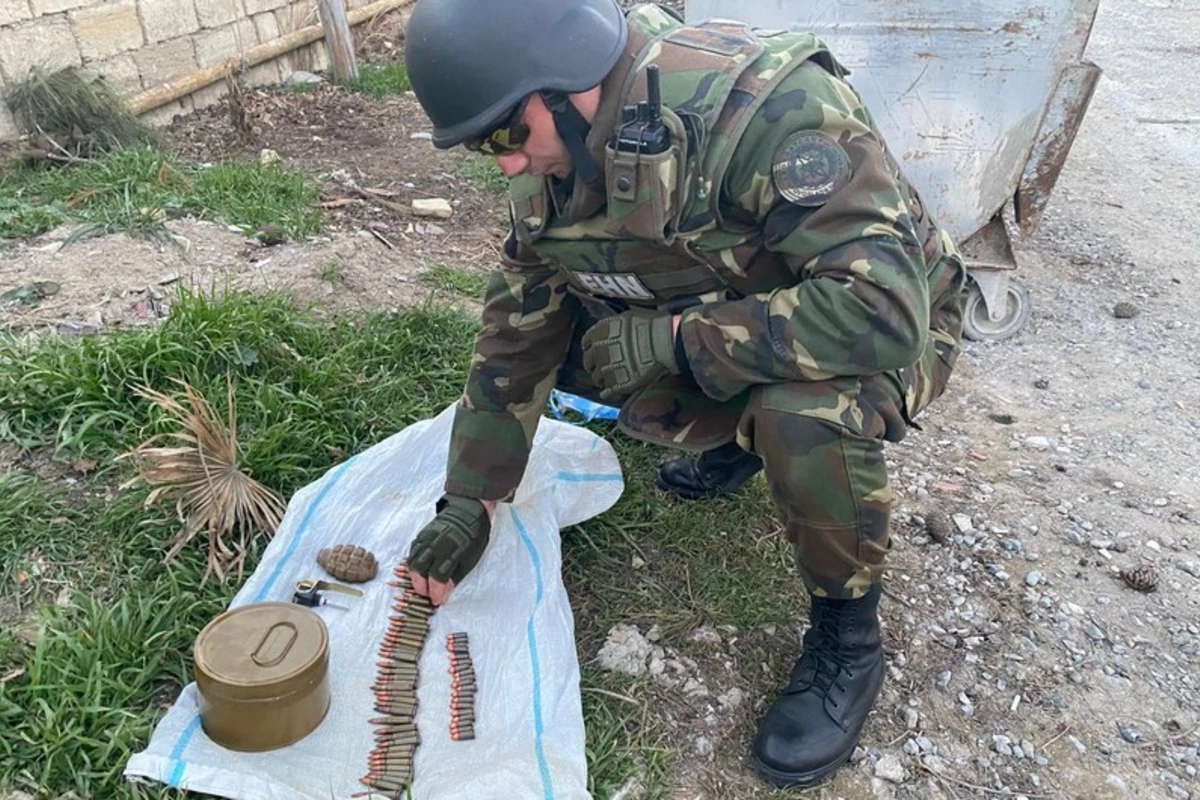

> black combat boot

[
  {"left": 751, "top": 584, "right": 885, "bottom": 788},
  {"left": 655, "top": 440, "right": 763, "bottom": 500}
]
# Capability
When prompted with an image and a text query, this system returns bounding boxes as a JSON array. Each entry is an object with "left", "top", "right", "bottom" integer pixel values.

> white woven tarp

[{"left": 125, "top": 403, "right": 624, "bottom": 800}]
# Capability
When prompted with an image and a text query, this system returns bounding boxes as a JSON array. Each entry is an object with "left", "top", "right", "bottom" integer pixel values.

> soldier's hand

[
  {"left": 581, "top": 309, "right": 683, "bottom": 400},
  {"left": 408, "top": 495, "right": 492, "bottom": 605}
]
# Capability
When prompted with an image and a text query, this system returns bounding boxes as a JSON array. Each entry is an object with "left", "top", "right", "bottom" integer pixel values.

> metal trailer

[{"left": 684, "top": 0, "right": 1102, "bottom": 341}]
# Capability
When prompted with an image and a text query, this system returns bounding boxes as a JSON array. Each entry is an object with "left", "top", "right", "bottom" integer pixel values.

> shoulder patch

[{"left": 771, "top": 130, "right": 853, "bottom": 207}]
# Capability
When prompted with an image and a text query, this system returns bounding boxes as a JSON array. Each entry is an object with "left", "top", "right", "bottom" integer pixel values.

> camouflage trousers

[{"left": 558, "top": 264, "right": 967, "bottom": 601}]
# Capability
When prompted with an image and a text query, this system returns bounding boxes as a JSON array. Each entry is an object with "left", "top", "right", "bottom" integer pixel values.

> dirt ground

[{"left": 2, "top": 0, "right": 1199, "bottom": 798}]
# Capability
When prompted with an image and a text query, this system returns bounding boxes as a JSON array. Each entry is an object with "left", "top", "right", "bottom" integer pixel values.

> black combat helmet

[{"left": 405, "top": 0, "right": 627, "bottom": 185}]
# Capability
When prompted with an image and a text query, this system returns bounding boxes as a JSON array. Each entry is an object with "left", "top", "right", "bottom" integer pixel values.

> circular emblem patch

[{"left": 771, "top": 130, "right": 853, "bottom": 207}]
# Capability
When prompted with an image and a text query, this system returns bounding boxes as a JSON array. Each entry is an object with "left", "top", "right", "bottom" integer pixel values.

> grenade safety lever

[{"left": 293, "top": 578, "right": 364, "bottom": 609}]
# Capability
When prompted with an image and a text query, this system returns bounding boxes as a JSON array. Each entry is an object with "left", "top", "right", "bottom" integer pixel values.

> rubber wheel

[{"left": 962, "top": 279, "right": 1031, "bottom": 342}]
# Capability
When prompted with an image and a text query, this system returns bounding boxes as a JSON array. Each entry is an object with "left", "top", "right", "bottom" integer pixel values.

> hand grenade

[{"left": 316, "top": 544, "right": 378, "bottom": 583}]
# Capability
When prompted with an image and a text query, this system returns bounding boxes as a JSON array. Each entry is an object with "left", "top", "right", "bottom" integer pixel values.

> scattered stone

[
  {"left": 1068, "top": 735, "right": 1088, "bottom": 755},
  {"left": 410, "top": 131, "right": 434, "bottom": 140},
  {"left": 904, "top": 707, "right": 920, "bottom": 729},
  {"left": 631, "top": 555, "right": 646, "bottom": 569},
  {"left": 717, "top": 688, "right": 745, "bottom": 712},
  {"left": 989, "top": 412, "right": 1017, "bottom": 425},
  {"left": 1025, "top": 571, "right": 1045, "bottom": 587},
  {"left": 952, "top": 513, "right": 974, "bottom": 533},
  {"left": 874, "top": 752, "right": 905, "bottom": 783},
  {"left": 1024, "top": 436, "right": 1052, "bottom": 451},
  {"left": 693, "top": 735, "right": 713, "bottom": 757},
  {"left": 596, "top": 624, "right": 652, "bottom": 676},
  {"left": 1034, "top": 377, "right": 1050, "bottom": 389},
  {"left": 1112, "top": 301, "right": 1140, "bottom": 319},
  {"left": 904, "top": 738, "right": 921, "bottom": 756},
  {"left": 412, "top": 198, "right": 454, "bottom": 218},
  {"left": 1106, "top": 774, "right": 1129, "bottom": 792},
  {"left": 259, "top": 148, "right": 281, "bottom": 166}
]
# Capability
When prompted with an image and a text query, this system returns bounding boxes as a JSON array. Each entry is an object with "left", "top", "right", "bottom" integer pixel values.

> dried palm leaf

[{"left": 121, "top": 376, "right": 287, "bottom": 581}]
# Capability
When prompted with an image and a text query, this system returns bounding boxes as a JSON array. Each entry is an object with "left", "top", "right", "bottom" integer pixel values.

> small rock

[
  {"left": 1034, "top": 377, "right": 1050, "bottom": 389},
  {"left": 284, "top": 70, "right": 324, "bottom": 86},
  {"left": 1025, "top": 571, "right": 1045, "bottom": 587},
  {"left": 596, "top": 624, "right": 652, "bottom": 676},
  {"left": 936, "top": 669, "right": 953, "bottom": 688},
  {"left": 1068, "top": 735, "right": 1088, "bottom": 755},
  {"left": 1112, "top": 301, "right": 1140, "bottom": 319},
  {"left": 851, "top": 745, "right": 867, "bottom": 764},
  {"left": 259, "top": 148, "right": 281, "bottom": 166},
  {"left": 1025, "top": 436, "right": 1052, "bottom": 451},
  {"left": 693, "top": 735, "right": 713, "bottom": 757},
  {"left": 904, "top": 707, "right": 920, "bottom": 729},
  {"left": 631, "top": 555, "right": 646, "bottom": 569},
  {"left": 609, "top": 776, "right": 648, "bottom": 800},
  {"left": 410, "top": 131, "right": 434, "bottom": 140},
  {"left": 717, "top": 688, "right": 745, "bottom": 711},
  {"left": 874, "top": 752, "right": 905, "bottom": 783},
  {"left": 1106, "top": 774, "right": 1129, "bottom": 792},
  {"left": 412, "top": 198, "right": 454, "bottom": 218},
  {"left": 917, "top": 736, "right": 935, "bottom": 753},
  {"left": 952, "top": 513, "right": 974, "bottom": 533},
  {"left": 904, "top": 738, "right": 921, "bottom": 756}
]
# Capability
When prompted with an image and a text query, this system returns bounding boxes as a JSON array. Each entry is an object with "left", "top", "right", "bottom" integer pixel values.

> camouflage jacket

[{"left": 443, "top": 3, "right": 963, "bottom": 501}]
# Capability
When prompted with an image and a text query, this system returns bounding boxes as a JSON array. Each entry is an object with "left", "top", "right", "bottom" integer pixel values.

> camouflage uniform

[{"left": 443, "top": 4, "right": 968, "bottom": 600}]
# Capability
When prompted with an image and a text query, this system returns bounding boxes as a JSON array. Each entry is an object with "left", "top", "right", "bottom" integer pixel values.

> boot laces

[{"left": 788, "top": 603, "right": 857, "bottom": 704}]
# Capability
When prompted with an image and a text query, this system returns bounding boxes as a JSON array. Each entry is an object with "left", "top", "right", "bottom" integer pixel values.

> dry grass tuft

[
  {"left": 3, "top": 66, "right": 155, "bottom": 157},
  {"left": 122, "top": 376, "right": 287, "bottom": 581}
]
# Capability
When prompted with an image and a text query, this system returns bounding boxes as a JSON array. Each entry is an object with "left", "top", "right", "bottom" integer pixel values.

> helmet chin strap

[{"left": 540, "top": 90, "right": 603, "bottom": 189}]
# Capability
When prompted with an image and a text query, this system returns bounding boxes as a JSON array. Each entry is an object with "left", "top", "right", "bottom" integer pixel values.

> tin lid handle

[{"left": 251, "top": 621, "right": 298, "bottom": 667}]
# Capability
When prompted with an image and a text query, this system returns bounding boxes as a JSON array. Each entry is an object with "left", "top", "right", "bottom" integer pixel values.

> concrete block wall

[{"left": 0, "top": 0, "right": 385, "bottom": 140}]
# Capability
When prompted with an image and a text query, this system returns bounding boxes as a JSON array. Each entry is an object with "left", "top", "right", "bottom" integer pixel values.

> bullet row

[
  {"left": 358, "top": 560, "right": 435, "bottom": 795},
  {"left": 448, "top": 632, "right": 476, "bottom": 741}
]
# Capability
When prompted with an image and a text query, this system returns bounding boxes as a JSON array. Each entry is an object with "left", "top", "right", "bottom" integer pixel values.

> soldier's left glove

[
  {"left": 581, "top": 309, "right": 685, "bottom": 400},
  {"left": 408, "top": 494, "right": 491, "bottom": 586}
]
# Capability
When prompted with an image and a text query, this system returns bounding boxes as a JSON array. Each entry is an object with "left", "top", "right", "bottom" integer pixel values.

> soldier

[{"left": 402, "top": 0, "right": 968, "bottom": 788}]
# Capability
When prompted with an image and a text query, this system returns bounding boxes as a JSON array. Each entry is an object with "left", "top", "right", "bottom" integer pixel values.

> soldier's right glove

[
  {"left": 581, "top": 309, "right": 683, "bottom": 400},
  {"left": 408, "top": 494, "right": 491, "bottom": 586}
]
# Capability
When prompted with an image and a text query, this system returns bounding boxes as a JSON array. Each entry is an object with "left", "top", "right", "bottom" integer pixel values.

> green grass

[
  {"left": 0, "top": 146, "right": 324, "bottom": 242},
  {"left": 0, "top": 288, "right": 801, "bottom": 798},
  {"left": 343, "top": 63, "right": 411, "bottom": 97},
  {"left": 423, "top": 262, "right": 490, "bottom": 299},
  {"left": 459, "top": 156, "right": 509, "bottom": 193}
]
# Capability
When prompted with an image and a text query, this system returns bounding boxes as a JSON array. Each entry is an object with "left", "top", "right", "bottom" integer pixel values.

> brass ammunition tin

[{"left": 193, "top": 602, "right": 331, "bottom": 752}]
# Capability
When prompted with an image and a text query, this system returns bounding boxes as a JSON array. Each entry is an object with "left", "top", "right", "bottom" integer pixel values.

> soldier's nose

[{"left": 497, "top": 151, "right": 530, "bottom": 177}]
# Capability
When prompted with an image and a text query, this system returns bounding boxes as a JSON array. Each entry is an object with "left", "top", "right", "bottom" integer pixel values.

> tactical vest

[{"left": 507, "top": 8, "right": 847, "bottom": 312}]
